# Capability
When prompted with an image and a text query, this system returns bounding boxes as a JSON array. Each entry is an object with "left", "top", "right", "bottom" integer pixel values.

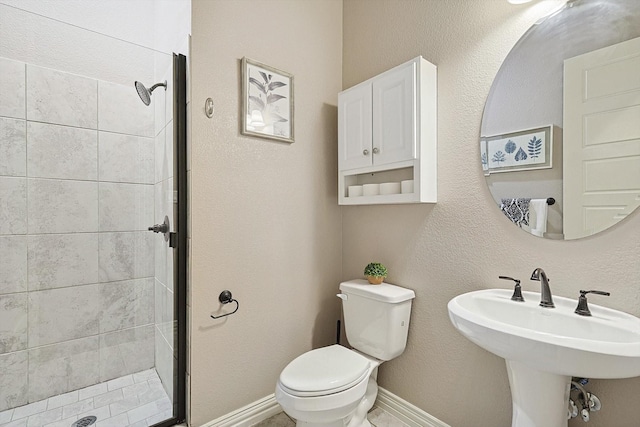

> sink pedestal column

[{"left": 506, "top": 360, "right": 571, "bottom": 427}]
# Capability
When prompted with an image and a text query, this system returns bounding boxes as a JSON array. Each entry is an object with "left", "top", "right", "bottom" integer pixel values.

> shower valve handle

[
  {"left": 148, "top": 223, "right": 168, "bottom": 233},
  {"left": 148, "top": 216, "right": 171, "bottom": 242}
]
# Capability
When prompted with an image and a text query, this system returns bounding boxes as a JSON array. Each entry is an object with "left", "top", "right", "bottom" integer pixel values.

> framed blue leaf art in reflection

[{"left": 480, "top": 125, "right": 554, "bottom": 174}]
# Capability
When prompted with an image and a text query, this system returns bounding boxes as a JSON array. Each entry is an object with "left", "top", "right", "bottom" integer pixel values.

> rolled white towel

[{"left": 529, "top": 199, "right": 548, "bottom": 237}]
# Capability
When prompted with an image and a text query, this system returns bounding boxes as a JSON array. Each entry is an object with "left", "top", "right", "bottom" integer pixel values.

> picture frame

[
  {"left": 481, "top": 125, "right": 553, "bottom": 174},
  {"left": 480, "top": 139, "right": 489, "bottom": 176},
  {"left": 241, "top": 57, "right": 294, "bottom": 143}
]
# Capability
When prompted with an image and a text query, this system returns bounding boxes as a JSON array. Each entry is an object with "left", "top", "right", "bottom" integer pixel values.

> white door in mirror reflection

[{"left": 563, "top": 36, "right": 640, "bottom": 240}]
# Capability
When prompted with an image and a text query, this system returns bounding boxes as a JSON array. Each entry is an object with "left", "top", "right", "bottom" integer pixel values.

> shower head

[{"left": 134, "top": 80, "right": 167, "bottom": 106}]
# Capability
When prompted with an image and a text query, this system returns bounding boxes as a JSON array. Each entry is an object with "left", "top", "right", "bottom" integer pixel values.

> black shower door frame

[{"left": 153, "top": 52, "right": 188, "bottom": 427}]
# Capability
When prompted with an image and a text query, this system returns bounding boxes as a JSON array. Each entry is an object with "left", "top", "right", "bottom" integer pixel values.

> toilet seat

[{"left": 278, "top": 345, "right": 371, "bottom": 397}]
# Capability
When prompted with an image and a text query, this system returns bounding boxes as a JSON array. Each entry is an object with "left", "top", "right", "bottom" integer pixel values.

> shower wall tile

[
  {"left": 157, "top": 321, "right": 175, "bottom": 354},
  {"left": 153, "top": 55, "right": 172, "bottom": 137},
  {"left": 153, "top": 57, "right": 169, "bottom": 138},
  {"left": 154, "top": 279, "right": 165, "bottom": 329},
  {"left": 154, "top": 280, "right": 174, "bottom": 348},
  {"left": 26, "top": 122, "right": 98, "bottom": 180},
  {"left": 98, "top": 132, "right": 154, "bottom": 184},
  {"left": 154, "top": 236, "right": 168, "bottom": 288},
  {"left": 154, "top": 177, "right": 174, "bottom": 292},
  {"left": 0, "top": 58, "right": 26, "bottom": 119},
  {"left": 27, "top": 284, "right": 100, "bottom": 347},
  {"left": 0, "top": 177, "right": 27, "bottom": 235},
  {"left": 0, "top": 56, "right": 160, "bottom": 413},
  {"left": 154, "top": 177, "right": 174, "bottom": 227},
  {"left": 164, "top": 67, "right": 174, "bottom": 127},
  {"left": 154, "top": 126, "right": 175, "bottom": 183},
  {"left": 27, "top": 179, "right": 98, "bottom": 234},
  {"left": 165, "top": 120, "right": 174, "bottom": 181},
  {"left": 0, "top": 236, "right": 27, "bottom": 294},
  {"left": 0, "top": 351, "right": 28, "bottom": 412},
  {"left": 98, "top": 232, "right": 154, "bottom": 282},
  {"left": 154, "top": 327, "right": 174, "bottom": 403},
  {"left": 100, "top": 278, "right": 154, "bottom": 333},
  {"left": 0, "top": 293, "right": 28, "bottom": 354},
  {"left": 98, "top": 183, "right": 154, "bottom": 232},
  {"left": 27, "top": 233, "right": 99, "bottom": 291},
  {"left": 162, "top": 289, "right": 174, "bottom": 348},
  {"left": 98, "top": 81, "right": 154, "bottom": 138},
  {"left": 0, "top": 117, "right": 26, "bottom": 177},
  {"left": 28, "top": 336, "right": 100, "bottom": 403},
  {"left": 26, "top": 65, "right": 98, "bottom": 129},
  {"left": 99, "top": 325, "right": 154, "bottom": 382}
]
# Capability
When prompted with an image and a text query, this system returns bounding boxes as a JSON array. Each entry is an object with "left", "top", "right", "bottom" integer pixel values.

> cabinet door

[
  {"left": 338, "top": 82, "right": 372, "bottom": 171},
  {"left": 372, "top": 61, "right": 417, "bottom": 165}
]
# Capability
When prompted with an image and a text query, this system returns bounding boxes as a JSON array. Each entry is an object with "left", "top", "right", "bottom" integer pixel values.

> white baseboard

[
  {"left": 375, "top": 387, "right": 450, "bottom": 427},
  {"left": 200, "top": 388, "right": 449, "bottom": 427},
  {"left": 201, "top": 394, "right": 281, "bottom": 427}
]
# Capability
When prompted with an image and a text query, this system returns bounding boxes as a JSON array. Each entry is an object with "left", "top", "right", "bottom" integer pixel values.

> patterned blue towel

[{"left": 500, "top": 198, "right": 531, "bottom": 227}]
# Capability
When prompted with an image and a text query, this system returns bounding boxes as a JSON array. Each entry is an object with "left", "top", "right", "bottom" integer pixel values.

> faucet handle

[
  {"left": 499, "top": 276, "right": 524, "bottom": 302},
  {"left": 575, "top": 290, "right": 610, "bottom": 316}
]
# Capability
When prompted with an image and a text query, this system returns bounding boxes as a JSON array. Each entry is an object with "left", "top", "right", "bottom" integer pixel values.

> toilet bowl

[
  {"left": 275, "top": 345, "right": 381, "bottom": 427},
  {"left": 275, "top": 280, "right": 415, "bottom": 427}
]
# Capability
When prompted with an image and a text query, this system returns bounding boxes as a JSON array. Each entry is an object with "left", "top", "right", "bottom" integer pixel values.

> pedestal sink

[{"left": 448, "top": 289, "right": 640, "bottom": 427}]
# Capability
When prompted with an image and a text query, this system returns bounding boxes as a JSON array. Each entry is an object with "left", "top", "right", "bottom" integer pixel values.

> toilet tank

[{"left": 339, "top": 279, "right": 415, "bottom": 361}]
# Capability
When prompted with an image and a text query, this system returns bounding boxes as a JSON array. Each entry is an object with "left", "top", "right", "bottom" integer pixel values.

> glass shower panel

[{"left": 0, "top": 3, "right": 180, "bottom": 426}]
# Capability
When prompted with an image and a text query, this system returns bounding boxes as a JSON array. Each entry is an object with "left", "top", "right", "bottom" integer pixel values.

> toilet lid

[{"left": 279, "top": 345, "right": 371, "bottom": 396}]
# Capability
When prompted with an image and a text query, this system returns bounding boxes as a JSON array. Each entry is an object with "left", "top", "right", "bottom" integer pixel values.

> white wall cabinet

[{"left": 338, "top": 56, "right": 437, "bottom": 205}]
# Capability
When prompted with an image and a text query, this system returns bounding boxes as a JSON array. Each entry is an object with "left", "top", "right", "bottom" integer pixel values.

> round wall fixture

[{"left": 205, "top": 98, "right": 214, "bottom": 118}]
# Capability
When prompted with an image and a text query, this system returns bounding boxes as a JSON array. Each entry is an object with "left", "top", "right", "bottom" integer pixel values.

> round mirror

[{"left": 481, "top": 0, "right": 640, "bottom": 240}]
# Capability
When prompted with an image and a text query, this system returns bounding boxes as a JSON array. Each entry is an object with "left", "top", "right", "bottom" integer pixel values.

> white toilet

[{"left": 275, "top": 279, "right": 416, "bottom": 427}]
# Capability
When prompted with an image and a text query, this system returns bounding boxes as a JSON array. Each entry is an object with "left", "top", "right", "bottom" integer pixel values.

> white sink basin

[
  {"left": 448, "top": 288, "right": 640, "bottom": 378},
  {"left": 448, "top": 288, "right": 640, "bottom": 427}
]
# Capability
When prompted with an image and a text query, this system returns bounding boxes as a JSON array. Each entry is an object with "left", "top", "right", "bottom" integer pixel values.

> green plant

[{"left": 364, "top": 262, "right": 388, "bottom": 278}]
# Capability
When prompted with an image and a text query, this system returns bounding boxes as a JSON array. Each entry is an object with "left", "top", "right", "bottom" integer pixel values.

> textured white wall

[
  {"left": 0, "top": 0, "right": 156, "bottom": 50},
  {"left": 343, "top": 1, "right": 640, "bottom": 426},
  {"left": 0, "top": 0, "right": 189, "bottom": 87},
  {"left": 190, "top": 1, "right": 343, "bottom": 425},
  {"left": 0, "top": 3, "right": 155, "bottom": 86}
]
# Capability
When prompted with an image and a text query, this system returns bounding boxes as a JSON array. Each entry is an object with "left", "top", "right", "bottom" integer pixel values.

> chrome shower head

[{"left": 134, "top": 80, "right": 167, "bottom": 106}]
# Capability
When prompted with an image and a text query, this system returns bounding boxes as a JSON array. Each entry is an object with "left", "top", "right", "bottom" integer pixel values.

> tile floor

[
  {"left": 252, "top": 407, "right": 408, "bottom": 427},
  {"left": 1, "top": 371, "right": 404, "bottom": 427},
  {"left": 0, "top": 369, "right": 171, "bottom": 427}
]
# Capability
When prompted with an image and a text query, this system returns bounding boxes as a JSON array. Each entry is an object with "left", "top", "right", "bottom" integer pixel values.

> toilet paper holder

[{"left": 210, "top": 290, "right": 240, "bottom": 319}]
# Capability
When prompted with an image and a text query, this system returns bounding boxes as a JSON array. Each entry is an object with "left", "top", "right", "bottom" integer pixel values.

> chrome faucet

[{"left": 530, "top": 268, "right": 555, "bottom": 308}]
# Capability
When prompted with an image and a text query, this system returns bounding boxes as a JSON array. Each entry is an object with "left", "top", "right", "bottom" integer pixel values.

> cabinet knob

[
  {"left": 363, "top": 149, "right": 369, "bottom": 155},
  {"left": 372, "top": 147, "right": 379, "bottom": 154}
]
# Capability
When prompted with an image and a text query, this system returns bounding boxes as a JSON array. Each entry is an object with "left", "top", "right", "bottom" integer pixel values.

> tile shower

[{"left": 0, "top": 53, "right": 176, "bottom": 425}]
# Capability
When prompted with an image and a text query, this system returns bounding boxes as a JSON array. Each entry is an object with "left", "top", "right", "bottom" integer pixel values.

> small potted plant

[{"left": 364, "top": 262, "right": 388, "bottom": 285}]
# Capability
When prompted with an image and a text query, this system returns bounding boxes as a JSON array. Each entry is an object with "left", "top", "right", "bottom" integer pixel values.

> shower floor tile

[{"left": 0, "top": 369, "right": 171, "bottom": 427}]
